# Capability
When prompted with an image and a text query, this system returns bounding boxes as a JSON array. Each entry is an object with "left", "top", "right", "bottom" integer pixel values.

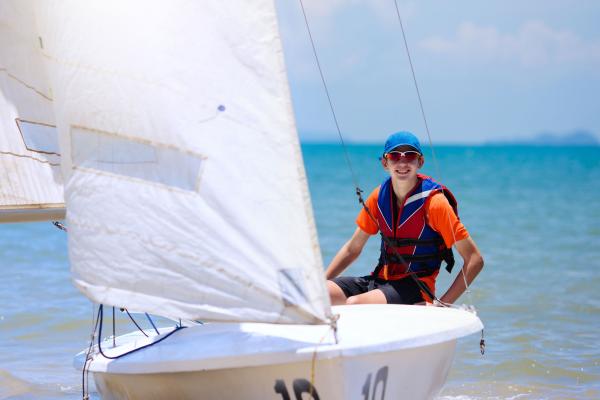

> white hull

[
  {"left": 78, "top": 305, "right": 482, "bottom": 400},
  {"left": 94, "top": 340, "right": 456, "bottom": 400}
]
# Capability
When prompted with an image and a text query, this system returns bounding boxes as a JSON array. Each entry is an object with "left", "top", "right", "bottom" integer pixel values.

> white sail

[
  {"left": 35, "top": 0, "right": 332, "bottom": 324},
  {"left": 0, "top": 0, "right": 64, "bottom": 222}
]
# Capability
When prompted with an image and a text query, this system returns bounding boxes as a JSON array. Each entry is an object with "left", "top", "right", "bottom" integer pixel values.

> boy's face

[{"left": 381, "top": 145, "right": 424, "bottom": 182}]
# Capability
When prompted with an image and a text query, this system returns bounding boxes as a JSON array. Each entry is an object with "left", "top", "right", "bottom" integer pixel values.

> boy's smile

[
  {"left": 390, "top": 162, "right": 415, "bottom": 179},
  {"left": 382, "top": 145, "right": 423, "bottom": 182}
]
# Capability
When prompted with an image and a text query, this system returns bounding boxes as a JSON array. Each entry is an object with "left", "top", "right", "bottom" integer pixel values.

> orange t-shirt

[{"left": 355, "top": 186, "right": 469, "bottom": 298}]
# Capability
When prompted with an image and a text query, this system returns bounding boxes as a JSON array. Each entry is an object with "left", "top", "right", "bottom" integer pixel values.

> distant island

[{"left": 487, "top": 130, "right": 599, "bottom": 146}]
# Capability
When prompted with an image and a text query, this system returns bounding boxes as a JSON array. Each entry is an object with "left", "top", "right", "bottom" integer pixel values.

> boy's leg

[
  {"left": 347, "top": 278, "right": 425, "bottom": 305},
  {"left": 328, "top": 276, "right": 371, "bottom": 305},
  {"left": 346, "top": 289, "right": 387, "bottom": 305},
  {"left": 383, "top": 278, "right": 425, "bottom": 304},
  {"left": 327, "top": 280, "right": 348, "bottom": 305}
]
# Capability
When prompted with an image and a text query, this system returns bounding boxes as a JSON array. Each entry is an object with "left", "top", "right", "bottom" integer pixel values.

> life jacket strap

[
  {"left": 378, "top": 248, "right": 454, "bottom": 274},
  {"left": 384, "top": 237, "right": 445, "bottom": 247},
  {"left": 385, "top": 248, "right": 454, "bottom": 269},
  {"left": 379, "top": 235, "right": 455, "bottom": 273},
  {"left": 443, "top": 249, "right": 455, "bottom": 273},
  {"left": 372, "top": 235, "right": 455, "bottom": 279}
]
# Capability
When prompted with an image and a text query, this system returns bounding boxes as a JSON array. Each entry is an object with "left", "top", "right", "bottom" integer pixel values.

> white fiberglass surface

[{"left": 80, "top": 304, "right": 482, "bottom": 374}]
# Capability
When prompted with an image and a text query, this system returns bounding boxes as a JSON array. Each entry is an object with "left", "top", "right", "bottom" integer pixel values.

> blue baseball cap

[{"left": 383, "top": 131, "right": 422, "bottom": 155}]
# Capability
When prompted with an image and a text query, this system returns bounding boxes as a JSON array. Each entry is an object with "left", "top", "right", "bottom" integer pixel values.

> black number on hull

[
  {"left": 293, "top": 379, "right": 320, "bottom": 400},
  {"left": 362, "top": 366, "right": 389, "bottom": 400},
  {"left": 274, "top": 379, "right": 291, "bottom": 400},
  {"left": 373, "top": 366, "right": 388, "bottom": 400},
  {"left": 362, "top": 373, "right": 372, "bottom": 400},
  {"left": 274, "top": 378, "right": 320, "bottom": 400}
]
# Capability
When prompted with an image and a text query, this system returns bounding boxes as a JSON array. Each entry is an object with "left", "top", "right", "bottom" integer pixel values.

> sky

[{"left": 275, "top": 0, "right": 600, "bottom": 144}]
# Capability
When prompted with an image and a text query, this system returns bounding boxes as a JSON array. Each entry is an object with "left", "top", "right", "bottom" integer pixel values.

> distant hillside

[{"left": 487, "top": 130, "right": 599, "bottom": 145}]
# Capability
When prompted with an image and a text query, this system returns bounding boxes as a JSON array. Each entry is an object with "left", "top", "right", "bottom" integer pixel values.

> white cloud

[
  {"left": 276, "top": 0, "right": 406, "bottom": 83},
  {"left": 420, "top": 21, "right": 600, "bottom": 68},
  {"left": 299, "top": 0, "right": 354, "bottom": 17},
  {"left": 290, "top": 0, "right": 415, "bottom": 24}
]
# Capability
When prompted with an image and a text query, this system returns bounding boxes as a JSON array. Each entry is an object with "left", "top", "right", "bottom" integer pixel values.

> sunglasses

[{"left": 384, "top": 151, "right": 421, "bottom": 162}]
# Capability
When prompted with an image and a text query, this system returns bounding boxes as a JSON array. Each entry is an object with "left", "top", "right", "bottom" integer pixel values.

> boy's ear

[
  {"left": 381, "top": 158, "right": 388, "bottom": 169},
  {"left": 418, "top": 156, "right": 424, "bottom": 168}
]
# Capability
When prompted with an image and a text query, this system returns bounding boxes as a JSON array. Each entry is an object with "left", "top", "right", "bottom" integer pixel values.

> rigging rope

[
  {"left": 81, "top": 304, "right": 186, "bottom": 399},
  {"left": 82, "top": 304, "right": 101, "bottom": 400},
  {"left": 392, "top": 1, "right": 483, "bottom": 353},
  {"left": 96, "top": 305, "right": 184, "bottom": 360},
  {"left": 298, "top": 0, "right": 361, "bottom": 192},
  {"left": 298, "top": 0, "right": 442, "bottom": 304},
  {"left": 123, "top": 308, "right": 149, "bottom": 337},
  {"left": 298, "top": 0, "right": 481, "bottom": 319},
  {"left": 391, "top": 0, "right": 474, "bottom": 307},
  {"left": 146, "top": 312, "right": 161, "bottom": 335}
]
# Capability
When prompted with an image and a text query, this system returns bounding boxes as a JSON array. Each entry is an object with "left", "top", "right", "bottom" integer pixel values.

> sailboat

[
  {"left": 0, "top": 1, "right": 64, "bottom": 223},
  {"left": 1, "top": 1, "right": 483, "bottom": 399}
]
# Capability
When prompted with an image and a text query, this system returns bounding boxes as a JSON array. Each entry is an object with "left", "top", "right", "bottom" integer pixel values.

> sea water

[{"left": 0, "top": 144, "right": 599, "bottom": 399}]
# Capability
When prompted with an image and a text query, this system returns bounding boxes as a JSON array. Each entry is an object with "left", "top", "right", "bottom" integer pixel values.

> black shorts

[{"left": 331, "top": 275, "right": 425, "bottom": 305}]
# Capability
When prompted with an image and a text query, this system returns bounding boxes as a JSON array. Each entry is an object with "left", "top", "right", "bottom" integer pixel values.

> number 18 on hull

[{"left": 93, "top": 338, "right": 457, "bottom": 400}]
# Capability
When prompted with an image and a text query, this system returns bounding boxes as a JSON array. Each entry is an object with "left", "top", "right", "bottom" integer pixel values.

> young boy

[{"left": 326, "top": 131, "right": 484, "bottom": 305}]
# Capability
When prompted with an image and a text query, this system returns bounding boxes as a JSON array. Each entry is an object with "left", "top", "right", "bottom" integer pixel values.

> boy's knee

[
  {"left": 346, "top": 295, "right": 361, "bottom": 305},
  {"left": 327, "top": 281, "right": 348, "bottom": 305}
]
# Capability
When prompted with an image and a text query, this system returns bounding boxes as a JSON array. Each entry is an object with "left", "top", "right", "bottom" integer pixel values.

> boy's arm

[
  {"left": 325, "top": 228, "right": 371, "bottom": 279},
  {"left": 439, "top": 237, "right": 484, "bottom": 304}
]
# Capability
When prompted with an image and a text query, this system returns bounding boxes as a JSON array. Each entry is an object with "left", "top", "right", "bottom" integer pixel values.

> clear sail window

[
  {"left": 71, "top": 126, "right": 205, "bottom": 192},
  {"left": 16, "top": 119, "right": 60, "bottom": 155}
]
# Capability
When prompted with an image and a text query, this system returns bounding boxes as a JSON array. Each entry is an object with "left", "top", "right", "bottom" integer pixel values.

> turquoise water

[{"left": 1, "top": 145, "right": 599, "bottom": 399}]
